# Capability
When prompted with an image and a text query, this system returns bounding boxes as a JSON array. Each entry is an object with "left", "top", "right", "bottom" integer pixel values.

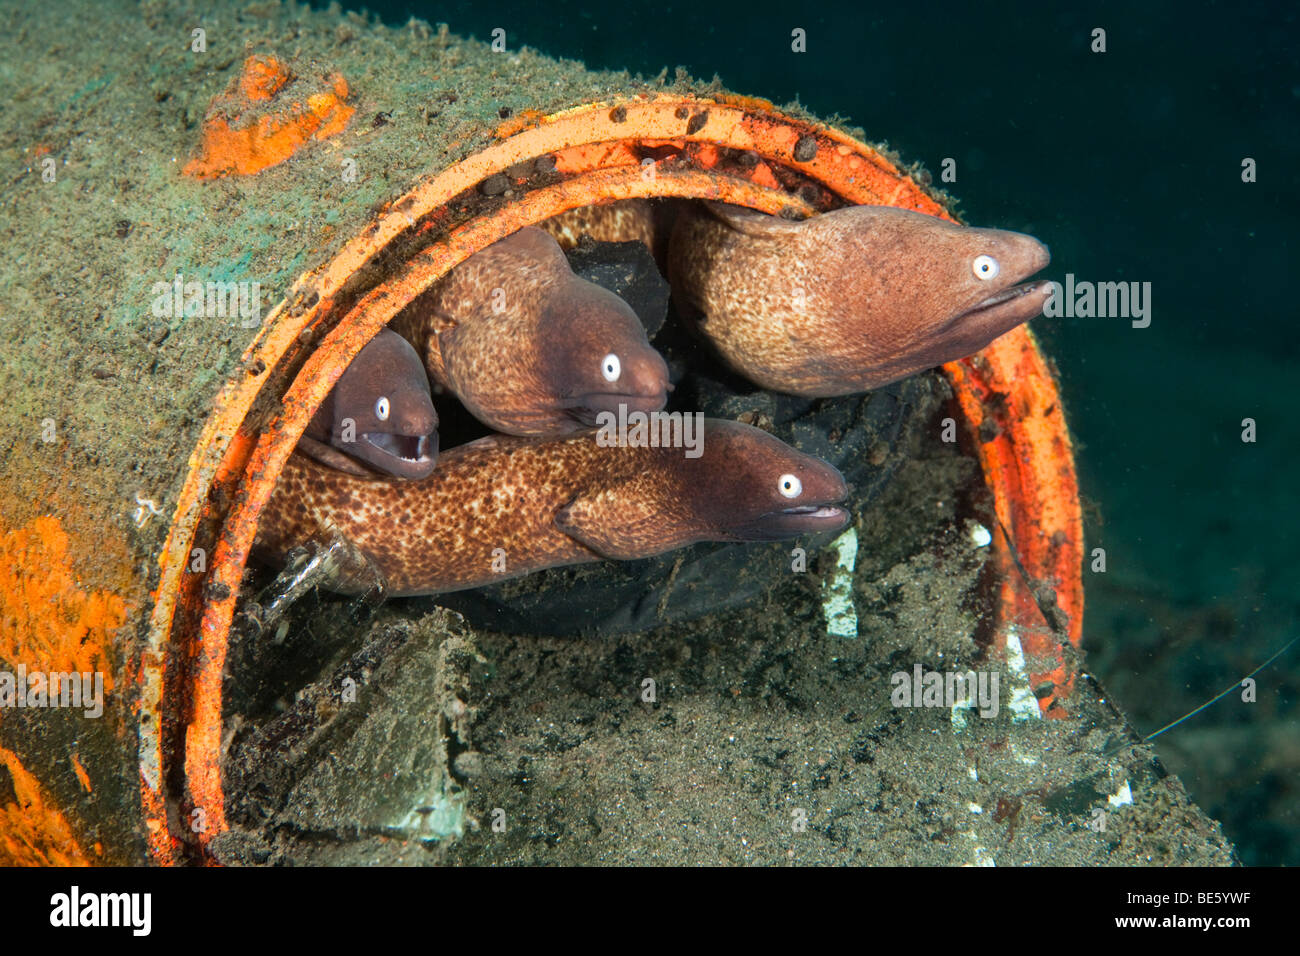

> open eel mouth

[
  {"left": 359, "top": 431, "right": 438, "bottom": 479},
  {"left": 734, "top": 500, "right": 850, "bottom": 541}
]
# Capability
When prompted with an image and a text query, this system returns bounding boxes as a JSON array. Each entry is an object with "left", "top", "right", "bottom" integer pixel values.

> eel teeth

[{"left": 363, "top": 432, "right": 434, "bottom": 462}]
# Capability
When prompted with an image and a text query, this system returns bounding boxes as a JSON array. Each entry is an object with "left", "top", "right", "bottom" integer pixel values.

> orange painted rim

[{"left": 141, "top": 93, "right": 1084, "bottom": 863}]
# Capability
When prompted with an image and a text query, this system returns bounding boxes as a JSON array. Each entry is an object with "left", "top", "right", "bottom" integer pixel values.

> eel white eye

[
  {"left": 375, "top": 396, "right": 390, "bottom": 421},
  {"left": 972, "top": 254, "right": 1000, "bottom": 281},
  {"left": 778, "top": 473, "right": 802, "bottom": 499},
  {"left": 601, "top": 353, "right": 621, "bottom": 383}
]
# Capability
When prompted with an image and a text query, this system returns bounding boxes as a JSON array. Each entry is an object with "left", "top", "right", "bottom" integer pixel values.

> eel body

[
  {"left": 393, "top": 226, "right": 670, "bottom": 436},
  {"left": 254, "top": 418, "right": 847, "bottom": 596},
  {"left": 669, "top": 201, "right": 1053, "bottom": 397},
  {"left": 539, "top": 199, "right": 659, "bottom": 254}
]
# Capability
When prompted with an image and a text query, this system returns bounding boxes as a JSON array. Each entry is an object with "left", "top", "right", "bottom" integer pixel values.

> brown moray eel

[
  {"left": 668, "top": 202, "right": 1053, "bottom": 397},
  {"left": 393, "top": 226, "right": 670, "bottom": 436},
  {"left": 297, "top": 328, "right": 439, "bottom": 480},
  {"left": 254, "top": 418, "right": 848, "bottom": 596},
  {"left": 539, "top": 199, "right": 658, "bottom": 253}
]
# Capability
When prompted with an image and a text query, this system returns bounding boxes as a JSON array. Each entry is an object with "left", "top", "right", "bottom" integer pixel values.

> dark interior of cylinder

[{"left": 218, "top": 199, "right": 998, "bottom": 860}]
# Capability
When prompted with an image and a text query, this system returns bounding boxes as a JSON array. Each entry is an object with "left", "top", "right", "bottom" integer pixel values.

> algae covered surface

[
  {"left": 0, "top": 0, "right": 1238, "bottom": 865},
  {"left": 0, "top": 0, "right": 694, "bottom": 586}
]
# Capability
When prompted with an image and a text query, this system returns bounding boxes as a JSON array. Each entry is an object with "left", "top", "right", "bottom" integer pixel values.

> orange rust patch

[
  {"left": 713, "top": 92, "right": 777, "bottom": 112},
  {"left": 748, "top": 161, "right": 780, "bottom": 191},
  {"left": 240, "top": 54, "right": 290, "bottom": 102},
  {"left": 0, "top": 746, "right": 90, "bottom": 866},
  {"left": 693, "top": 143, "right": 721, "bottom": 168},
  {"left": 493, "top": 108, "right": 547, "bottom": 138},
  {"left": 184, "top": 55, "right": 355, "bottom": 180},
  {"left": 0, "top": 515, "right": 126, "bottom": 685},
  {"left": 552, "top": 141, "right": 642, "bottom": 174},
  {"left": 71, "top": 752, "right": 92, "bottom": 794}
]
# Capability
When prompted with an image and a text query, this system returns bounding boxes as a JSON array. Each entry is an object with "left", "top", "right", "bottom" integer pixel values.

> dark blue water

[{"left": 349, "top": 0, "right": 1299, "bottom": 864}]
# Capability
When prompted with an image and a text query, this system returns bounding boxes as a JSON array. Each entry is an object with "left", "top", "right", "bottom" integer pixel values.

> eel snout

[
  {"left": 545, "top": 284, "right": 672, "bottom": 426},
  {"left": 733, "top": 467, "right": 850, "bottom": 541},
  {"left": 565, "top": 348, "right": 673, "bottom": 423},
  {"left": 680, "top": 419, "right": 850, "bottom": 542},
  {"left": 822, "top": 208, "right": 1055, "bottom": 391},
  {"left": 929, "top": 227, "right": 1052, "bottom": 355},
  {"left": 299, "top": 328, "right": 440, "bottom": 480}
]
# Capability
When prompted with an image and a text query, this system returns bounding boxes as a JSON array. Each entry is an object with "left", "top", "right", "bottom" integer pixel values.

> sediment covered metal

[{"left": 0, "top": 0, "right": 1081, "bottom": 865}]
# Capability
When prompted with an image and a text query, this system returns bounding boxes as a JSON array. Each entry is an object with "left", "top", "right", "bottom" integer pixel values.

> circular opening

[{"left": 141, "top": 95, "right": 1082, "bottom": 863}]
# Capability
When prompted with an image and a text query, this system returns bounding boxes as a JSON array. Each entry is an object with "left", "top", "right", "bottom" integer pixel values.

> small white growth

[
  {"left": 821, "top": 527, "right": 859, "bottom": 638},
  {"left": 1107, "top": 780, "right": 1134, "bottom": 809},
  {"left": 970, "top": 845, "right": 997, "bottom": 867},
  {"left": 968, "top": 521, "right": 992, "bottom": 548},
  {"left": 950, "top": 705, "right": 967, "bottom": 733},
  {"left": 133, "top": 494, "right": 163, "bottom": 527},
  {"left": 1013, "top": 742, "right": 1039, "bottom": 766},
  {"left": 1003, "top": 628, "right": 1042, "bottom": 722},
  {"left": 968, "top": 802, "right": 984, "bottom": 814}
]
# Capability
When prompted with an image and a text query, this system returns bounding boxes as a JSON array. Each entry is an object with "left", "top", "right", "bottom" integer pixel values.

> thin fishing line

[
  {"left": 1142, "top": 634, "right": 1298, "bottom": 742},
  {"left": 993, "top": 510, "right": 1296, "bottom": 755}
]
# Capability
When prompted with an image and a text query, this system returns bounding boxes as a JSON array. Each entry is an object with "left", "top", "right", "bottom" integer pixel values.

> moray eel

[
  {"left": 394, "top": 226, "right": 670, "bottom": 436},
  {"left": 297, "top": 328, "right": 439, "bottom": 480},
  {"left": 255, "top": 418, "right": 848, "bottom": 596},
  {"left": 540, "top": 198, "right": 658, "bottom": 253},
  {"left": 668, "top": 202, "right": 1053, "bottom": 397}
]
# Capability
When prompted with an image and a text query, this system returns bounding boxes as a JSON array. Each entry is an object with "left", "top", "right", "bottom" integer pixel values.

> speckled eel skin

[
  {"left": 254, "top": 418, "right": 848, "bottom": 596},
  {"left": 669, "top": 201, "right": 1054, "bottom": 397},
  {"left": 392, "top": 226, "right": 670, "bottom": 436}
]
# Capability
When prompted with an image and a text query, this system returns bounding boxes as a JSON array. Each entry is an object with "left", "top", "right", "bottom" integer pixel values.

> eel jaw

[
  {"left": 731, "top": 501, "right": 850, "bottom": 541},
  {"left": 357, "top": 431, "right": 439, "bottom": 480},
  {"left": 948, "top": 278, "right": 1056, "bottom": 335},
  {"left": 564, "top": 389, "right": 671, "bottom": 425}
]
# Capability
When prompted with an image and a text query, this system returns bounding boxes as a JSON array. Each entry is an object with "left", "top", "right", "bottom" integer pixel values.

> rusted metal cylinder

[{"left": 0, "top": 3, "right": 1082, "bottom": 865}]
